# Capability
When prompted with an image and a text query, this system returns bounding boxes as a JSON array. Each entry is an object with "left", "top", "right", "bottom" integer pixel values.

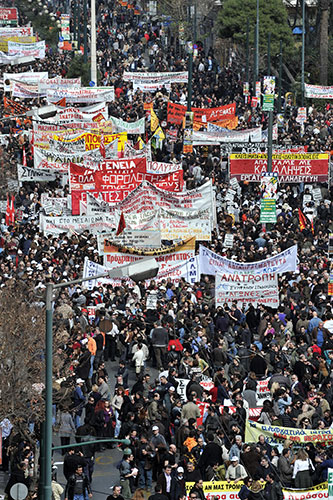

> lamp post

[
  {"left": 90, "top": 0, "right": 97, "bottom": 84},
  {"left": 301, "top": 0, "right": 305, "bottom": 106},
  {"left": 255, "top": 0, "right": 259, "bottom": 82},
  {"left": 43, "top": 258, "right": 160, "bottom": 500}
]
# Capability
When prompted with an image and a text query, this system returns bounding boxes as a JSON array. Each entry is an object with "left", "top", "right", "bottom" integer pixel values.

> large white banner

[
  {"left": 97, "top": 230, "right": 161, "bottom": 252},
  {"left": 38, "top": 77, "right": 81, "bottom": 94},
  {"left": 193, "top": 127, "right": 262, "bottom": 144},
  {"left": 123, "top": 71, "right": 188, "bottom": 84},
  {"left": 147, "top": 161, "right": 181, "bottom": 174},
  {"left": 8, "top": 40, "right": 45, "bottom": 58},
  {"left": 110, "top": 116, "right": 145, "bottom": 134},
  {"left": 215, "top": 272, "right": 279, "bottom": 308},
  {"left": 83, "top": 255, "right": 198, "bottom": 290},
  {"left": 4, "top": 71, "right": 48, "bottom": 91},
  {"left": 199, "top": 244, "right": 298, "bottom": 276},
  {"left": 305, "top": 83, "right": 333, "bottom": 99},
  {"left": 40, "top": 213, "right": 116, "bottom": 236},
  {"left": 17, "top": 165, "right": 60, "bottom": 182},
  {"left": 159, "top": 207, "right": 211, "bottom": 241},
  {"left": 0, "top": 27, "right": 33, "bottom": 37},
  {"left": 54, "top": 103, "right": 108, "bottom": 122},
  {"left": 34, "top": 141, "right": 118, "bottom": 172},
  {"left": 46, "top": 87, "right": 115, "bottom": 104}
]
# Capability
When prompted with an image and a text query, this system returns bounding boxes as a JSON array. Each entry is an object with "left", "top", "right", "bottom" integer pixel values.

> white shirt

[{"left": 292, "top": 459, "right": 314, "bottom": 478}]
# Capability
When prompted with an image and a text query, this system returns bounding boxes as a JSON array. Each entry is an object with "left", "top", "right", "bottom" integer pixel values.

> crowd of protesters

[{"left": 0, "top": 0, "right": 333, "bottom": 499}]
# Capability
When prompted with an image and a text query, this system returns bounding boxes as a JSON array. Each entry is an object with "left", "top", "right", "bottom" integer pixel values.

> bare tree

[
  {"left": 0, "top": 281, "right": 45, "bottom": 477},
  {"left": 319, "top": 0, "right": 329, "bottom": 85}
]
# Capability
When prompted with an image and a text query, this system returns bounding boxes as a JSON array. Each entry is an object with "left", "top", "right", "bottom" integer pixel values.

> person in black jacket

[
  {"left": 63, "top": 449, "right": 87, "bottom": 481},
  {"left": 263, "top": 473, "right": 283, "bottom": 500},
  {"left": 64, "top": 465, "right": 92, "bottom": 500},
  {"left": 198, "top": 433, "right": 223, "bottom": 475}
]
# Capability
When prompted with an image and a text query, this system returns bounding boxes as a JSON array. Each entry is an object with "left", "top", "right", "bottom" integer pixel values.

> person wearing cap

[
  {"left": 170, "top": 466, "right": 185, "bottom": 500},
  {"left": 226, "top": 456, "right": 247, "bottom": 483},
  {"left": 151, "top": 424, "right": 167, "bottom": 450}
]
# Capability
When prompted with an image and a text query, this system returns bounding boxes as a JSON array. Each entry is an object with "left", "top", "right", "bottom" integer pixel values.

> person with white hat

[{"left": 226, "top": 456, "right": 247, "bottom": 483}]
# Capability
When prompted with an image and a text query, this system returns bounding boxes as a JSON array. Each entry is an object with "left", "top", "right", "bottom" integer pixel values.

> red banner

[
  {"left": 167, "top": 102, "right": 236, "bottom": 125},
  {"left": 229, "top": 153, "right": 329, "bottom": 183},
  {"left": 70, "top": 158, "right": 184, "bottom": 214},
  {"left": 0, "top": 8, "right": 18, "bottom": 24}
]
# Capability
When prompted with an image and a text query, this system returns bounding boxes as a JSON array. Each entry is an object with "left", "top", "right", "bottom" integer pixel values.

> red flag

[
  {"left": 100, "top": 133, "right": 106, "bottom": 159},
  {"left": 5, "top": 194, "right": 10, "bottom": 226},
  {"left": 55, "top": 97, "right": 66, "bottom": 107},
  {"left": 116, "top": 212, "right": 126, "bottom": 236},
  {"left": 10, "top": 196, "right": 15, "bottom": 225},
  {"left": 22, "top": 147, "right": 27, "bottom": 166},
  {"left": 298, "top": 208, "right": 307, "bottom": 231},
  {"left": 311, "top": 220, "right": 314, "bottom": 234}
]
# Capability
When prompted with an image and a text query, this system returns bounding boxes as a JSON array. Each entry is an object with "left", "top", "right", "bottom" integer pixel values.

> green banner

[{"left": 260, "top": 198, "right": 276, "bottom": 223}]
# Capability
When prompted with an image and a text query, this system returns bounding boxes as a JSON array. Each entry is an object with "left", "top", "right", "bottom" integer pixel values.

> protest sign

[
  {"left": 147, "top": 161, "right": 182, "bottom": 174},
  {"left": 305, "top": 83, "right": 333, "bottom": 99},
  {"left": 215, "top": 272, "right": 279, "bottom": 308},
  {"left": 192, "top": 127, "right": 262, "bottom": 145},
  {"left": 223, "top": 234, "right": 234, "bottom": 248},
  {"left": 245, "top": 420, "right": 333, "bottom": 446},
  {"left": 34, "top": 145, "right": 118, "bottom": 172},
  {"left": 8, "top": 40, "right": 45, "bottom": 58},
  {"left": 167, "top": 101, "right": 236, "bottom": 125},
  {"left": 159, "top": 206, "right": 211, "bottom": 241},
  {"left": 110, "top": 116, "right": 145, "bottom": 134},
  {"left": 46, "top": 86, "right": 115, "bottom": 104},
  {"left": 3, "top": 71, "right": 48, "bottom": 91},
  {"left": 40, "top": 213, "right": 116, "bottom": 236},
  {"left": 37, "top": 77, "right": 81, "bottom": 94},
  {"left": 229, "top": 153, "right": 329, "bottom": 183},
  {"left": 175, "top": 378, "right": 190, "bottom": 401},
  {"left": 185, "top": 481, "right": 328, "bottom": 500},
  {"left": 69, "top": 159, "right": 184, "bottom": 214},
  {"left": 97, "top": 230, "right": 161, "bottom": 252},
  {"left": 0, "top": 8, "right": 18, "bottom": 26},
  {"left": 54, "top": 103, "right": 108, "bottom": 121},
  {"left": 104, "top": 237, "right": 196, "bottom": 270},
  {"left": 199, "top": 244, "right": 298, "bottom": 276},
  {"left": 0, "top": 26, "right": 33, "bottom": 37},
  {"left": 17, "top": 165, "right": 60, "bottom": 182},
  {"left": 123, "top": 71, "right": 188, "bottom": 84}
]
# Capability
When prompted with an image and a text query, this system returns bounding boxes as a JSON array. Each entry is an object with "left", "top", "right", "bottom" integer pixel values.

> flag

[
  {"left": 22, "top": 147, "right": 27, "bottom": 167},
  {"left": 298, "top": 208, "right": 307, "bottom": 231},
  {"left": 100, "top": 133, "right": 106, "bottom": 158},
  {"left": 9, "top": 196, "right": 15, "bottom": 225},
  {"left": 311, "top": 220, "right": 314, "bottom": 234},
  {"left": 5, "top": 194, "right": 10, "bottom": 226},
  {"left": 116, "top": 212, "right": 126, "bottom": 236},
  {"left": 55, "top": 97, "right": 66, "bottom": 107},
  {"left": 137, "top": 137, "right": 145, "bottom": 150},
  {"left": 153, "top": 126, "right": 165, "bottom": 140},
  {"left": 150, "top": 109, "right": 159, "bottom": 132}
]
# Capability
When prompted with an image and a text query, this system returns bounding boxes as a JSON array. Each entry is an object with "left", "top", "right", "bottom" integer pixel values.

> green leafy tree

[
  {"left": 66, "top": 55, "right": 92, "bottom": 86},
  {"left": 217, "top": 0, "right": 295, "bottom": 59}
]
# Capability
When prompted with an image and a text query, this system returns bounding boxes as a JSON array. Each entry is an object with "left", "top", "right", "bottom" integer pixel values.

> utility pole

[
  {"left": 278, "top": 40, "right": 283, "bottom": 112},
  {"left": 255, "top": 0, "right": 259, "bottom": 82},
  {"left": 73, "top": 0, "right": 77, "bottom": 42},
  {"left": 91, "top": 0, "right": 97, "bottom": 84},
  {"left": 83, "top": 0, "right": 87, "bottom": 63},
  {"left": 253, "top": 26, "right": 257, "bottom": 90},
  {"left": 76, "top": 0, "right": 80, "bottom": 50},
  {"left": 301, "top": 0, "right": 305, "bottom": 106},
  {"left": 245, "top": 18, "right": 246, "bottom": 82},
  {"left": 267, "top": 32, "right": 271, "bottom": 75}
]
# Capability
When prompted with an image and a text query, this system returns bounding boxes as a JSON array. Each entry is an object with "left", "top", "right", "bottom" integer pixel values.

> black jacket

[{"left": 65, "top": 472, "right": 92, "bottom": 500}]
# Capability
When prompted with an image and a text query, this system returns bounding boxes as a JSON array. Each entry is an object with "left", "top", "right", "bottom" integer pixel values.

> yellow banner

[
  {"left": 230, "top": 153, "right": 329, "bottom": 160},
  {"left": 185, "top": 481, "right": 328, "bottom": 500},
  {"left": 245, "top": 420, "right": 333, "bottom": 445},
  {"left": 0, "top": 35, "right": 36, "bottom": 52},
  {"left": 84, "top": 132, "right": 127, "bottom": 151}
]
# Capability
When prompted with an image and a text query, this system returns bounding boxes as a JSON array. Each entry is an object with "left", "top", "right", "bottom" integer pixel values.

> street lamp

[{"left": 43, "top": 258, "right": 160, "bottom": 500}]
